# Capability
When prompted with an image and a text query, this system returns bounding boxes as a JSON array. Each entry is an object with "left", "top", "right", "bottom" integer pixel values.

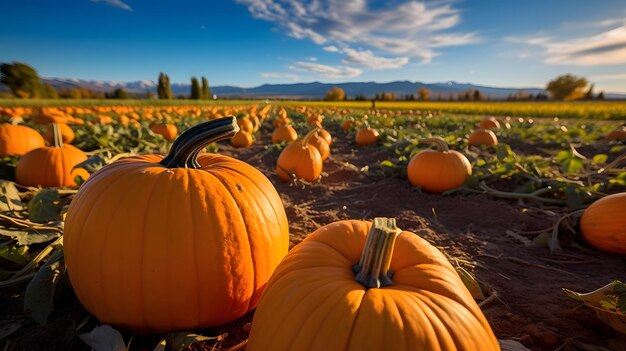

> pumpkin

[
  {"left": 231, "top": 130, "right": 253, "bottom": 148},
  {"left": 407, "top": 138, "right": 472, "bottom": 193},
  {"left": 580, "top": 192, "right": 626, "bottom": 255},
  {"left": 16, "top": 124, "right": 88, "bottom": 187},
  {"left": 307, "top": 113, "right": 323, "bottom": 126},
  {"left": 43, "top": 123, "right": 75, "bottom": 144},
  {"left": 272, "top": 116, "right": 291, "bottom": 128},
  {"left": 150, "top": 122, "right": 178, "bottom": 141},
  {"left": 63, "top": 116, "right": 289, "bottom": 333},
  {"left": 247, "top": 218, "right": 499, "bottom": 351},
  {"left": 356, "top": 127, "right": 379, "bottom": 146},
  {"left": 468, "top": 128, "right": 498, "bottom": 146},
  {"left": 276, "top": 129, "right": 322, "bottom": 182},
  {"left": 342, "top": 119, "right": 354, "bottom": 131},
  {"left": 306, "top": 129, "right": 330, "bottom": 161},
  {"left": 479, "top": 117, "right": 500, "bottom": 130},
  {"left": 32, "top": 109, "right": 69, "bottom": 124},
  {"left": 271, "top": 124, "right": 298, "bottom": 144},
  {"left": 0, "top": 119, "right": 45, "bottom": 157},
  {"left": 238, "top": 117, "right": 254, "bottom": 134},
  {"left": 605, "top": 128, "right": 626, "bottom": 141}
]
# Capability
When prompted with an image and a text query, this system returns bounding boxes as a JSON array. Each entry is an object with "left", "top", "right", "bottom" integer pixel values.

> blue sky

[{"left": 1, "top": 0, "right": 626, "bottom": 92}]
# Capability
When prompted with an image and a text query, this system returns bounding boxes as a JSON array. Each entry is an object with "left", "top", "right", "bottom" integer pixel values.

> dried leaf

[
  {"left": 456, "top": 266, "right": 485, "bottom": 301},
  {"left": 499, "top": 339, "right": 532, "bottom": 351},
  {"left": 153, "top": 332, "right": 218, "bottom": 351},
  {"left": 0, "top": 180, "right": 25, "bottom": 212},
  {"left": 79, "top": 325, "right": 127, "bottom": 351},
  {"left": 563, "top": 281, "right": 626, "bottom": 333},
  {"left": 0, "top": 228, "right": 60, "bottom": 246},
  {"left": 28, "top": 189, "right": 61, "bottom": 223},
  {"left": 0, "top": 244, "right": 29, "bottom": 265}
]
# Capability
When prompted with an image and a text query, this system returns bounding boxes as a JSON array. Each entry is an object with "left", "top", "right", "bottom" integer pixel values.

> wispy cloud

[
  {"left": 341, "top": 48, "right": 409, "bottom": 69},
  {"left": 288, "top": 61, "right": 363, "bottom": 78},
  {"left": 260, "top": 72, "right": 302, "bottom": 81},
  {"left": 591, "top": 73, "right": 626, "bottom": 81},
  {"left": 509, "top": 23, "right": 626, "bottom": 66},
  {"left": 90, "top": 0, "right": 132, "bottom": 11},
  {"left": 235, "top": 0, "right": 478, "bottom": 64}
]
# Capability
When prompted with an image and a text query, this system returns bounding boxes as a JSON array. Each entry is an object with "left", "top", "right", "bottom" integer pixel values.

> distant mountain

[{"left": 2, "top": 77, "right": 625, "bottom": 100}]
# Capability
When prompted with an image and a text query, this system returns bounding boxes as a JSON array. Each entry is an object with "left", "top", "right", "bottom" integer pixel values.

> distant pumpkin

[
  {"left": 580, "top": 192, "right": 626, "bottom": 255},
  {"left": 468, "top": 128, "right": 498, "bottom": 146},
  {"left": 151, "top": 122, "right": 178, "bottom": 141},
  {"left": 0, "top": 120, "right": 45, "bottom": 157},
  {"left": 408, "top": 138, "right": 471, "bottom": 193},
  {"left": 231, "top": 130, "right": 253, "bottom": 148},
  {"left": 43, "top": 123, "right": 75, "bottom": 144},
  {"left": 356, "top": 127, "right": 379, "bottom": 146},
  {"left": 272, "top": 124, "right": 298, "bottom": 144}
]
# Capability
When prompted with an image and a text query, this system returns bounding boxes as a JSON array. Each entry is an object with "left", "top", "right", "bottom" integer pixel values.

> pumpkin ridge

[{"left": 185, "top": 171, "right": 204, "bottom": 327}]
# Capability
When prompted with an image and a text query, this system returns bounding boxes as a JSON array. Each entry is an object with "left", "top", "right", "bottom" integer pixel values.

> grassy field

[{"left": 2, "top": 98, "right": 626, "bottom": 120}]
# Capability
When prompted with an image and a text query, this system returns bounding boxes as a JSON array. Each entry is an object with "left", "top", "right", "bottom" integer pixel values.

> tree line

[{"left": 0, "top": 62, "right": 213, "bottom": 100}]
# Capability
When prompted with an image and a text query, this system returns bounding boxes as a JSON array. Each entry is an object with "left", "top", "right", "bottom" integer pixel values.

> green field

[{"left": 2, "top": 99, "right": 626, "bottom": 120}]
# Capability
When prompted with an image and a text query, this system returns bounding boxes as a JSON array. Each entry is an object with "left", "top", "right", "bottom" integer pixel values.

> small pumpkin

[
  {"left": 150, "top": 122, "right": 178, "bottom": 141},
  {"left": 580, "top": 192, "right": 626, "bottom": 255},
  {"left": 479, "top": 117, "right": 500, "bottom": 130},
  {"left": 64, "top": 117, "right": 289, "bottom": 333},
  {"left": 356, "top": 127, "right": 379, "bottom": 146},
  {"left": 306, "top": 129, "right": 330, "bottom": 161},
  {"left": 407, "top": 138, "right": 472, "bottom": 193},
  {"left": 0, "top": 119, "right": 45, "bottom": 157},
  {"left": 468, "top": 128, "right": 498, "bottom": 146},
  {"left": 271, "top": 124, "right": 298, "bottom": 144},
  {"left": 272, "top": 116, "right": 291, "bottom": 128},
  {"left": 16, "top": 124, "right": 88, "bottom": 187},
  {"left": 276, "top": 129, "right": 322, "bottom": 182},
  {"left": 43, "top": 123, "right": 75, "bottom": 144},
  {"left": 238, "top": 117, "right": 254, "bottom": 134},
  {"left": 247, "top": 218, "right": 499, "bottom": 351},
  {"left": 231, "top": 130, "right": 253, "bottom": 148}
]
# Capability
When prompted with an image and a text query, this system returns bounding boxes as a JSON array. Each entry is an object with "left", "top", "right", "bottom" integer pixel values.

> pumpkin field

[{"left": 0, "top": 102, "right": 625, "bottom": 351}]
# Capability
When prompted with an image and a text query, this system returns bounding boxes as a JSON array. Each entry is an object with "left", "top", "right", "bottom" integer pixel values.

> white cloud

[
  {"left": 260, "top": 72, "right": 302, "bottom": 81},
  {"left": 288, "top": 62, "right": 363, "bottom": 78},
  {"left": 307, "top": 57, "right": 317, "bottom": 61},
  {"left": 591, "top": 73, "right": 626, "bottom": 81},
  {"left": 341, "top": 48, "right": 409, "bottom": 69},
  {"left": 90, "top": 0, "right": 132, "bottom": 11},
  {"left": 235, "top": 0, "right": 478, "bottom": 64},
  {"left": 509, "top": 25, "right": 626, "bottom": 66}
]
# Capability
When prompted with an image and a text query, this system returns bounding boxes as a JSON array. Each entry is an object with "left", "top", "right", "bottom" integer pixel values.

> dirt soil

[{"left": 2, "top": 121, "right": 625, "bottom": 351}]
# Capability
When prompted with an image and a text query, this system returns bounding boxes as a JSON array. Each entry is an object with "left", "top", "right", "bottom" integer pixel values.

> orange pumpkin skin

[
  {"left": 64, "top": 119, "right": 289, "bottom": 333},
  {"left": 276, "top": 142, "right": 322, "bottom": 182},
  {"left": 408, "top": 149, "right": 471, "bottom": 193},
  {"left": 356, "top": 127, "right": 379, "bottom": 146},
  {"left": 318, "top": 128, "right": 332, "bottom": 146},
  {"left": 15, "top": 144, "right": 88, "bottom": 187},
  {"left": 342, "top": 120, "right": 354, "bottom": 131},
  {"left": 580, "top": 193, "right": 626, "bottom": 255},
  {"left": 479, "top": 117, "right": 500, "bottom": 130},
  {"left": 231, "top": 130, "right": 253, "bottom": 148},
  {"left": 271, "top": 125, "right": 298, "bottom": 144},
  {"left": 308, "top": 132, "right": 330, "bottom": 161},
  {"left": 151, "top": 123, "right": 178, "bottom": 141},
  {"left": 43, "top": 123, "right": 75, "bottom": 144},
  {"left": 247, "top": 220, "right": 499, "bottom": 351},
  {"left": 238, "top": 118, "right": 254, "bottom": 134},
  {"left": 468, "top": 129, "right": 498, "bottom": 146},
  {"left": 0, "top": 124, "right": 45, "bottom": 157}
]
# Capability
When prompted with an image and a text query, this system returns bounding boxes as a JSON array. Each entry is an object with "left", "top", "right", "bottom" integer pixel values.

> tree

[
  {"left": 41, "top": 83, "right": 59, "bottom": 99},
  {"left": 107, "top": 88, "right": 129, "bottom": 99},
  {"left": 324, "top": 87, "right": 345, "bottom": 101},
  {"left": 597, "top": 91, "right": 605, "bottom": 100},
  {"left": 418, "top": 87, "right": 430, "bottom": 101},
  {"left": 201, "top": 77, "right": 211, "bottom": 100},
  {"left": 0, "top": 62, "right": 42, "bottom": 98},
  {"left": 546, "top": 74, "right": 588, "bottom": 100},
  {"left": 157, "top": 72, "right": 173, "bottom": 99},
  {"left": 584, "top": 84, "right": 594, "bottom": 100},
  {"left": 473, "top": 89, "right": 484, "bottom": 101},
  {"left": 190, "top": 77, "right": 201, "bottom": 99}
]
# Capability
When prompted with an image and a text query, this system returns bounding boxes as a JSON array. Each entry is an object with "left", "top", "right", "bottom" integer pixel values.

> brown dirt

[{"left": 2, "top": 121, "right": 625, "bottom": 351}]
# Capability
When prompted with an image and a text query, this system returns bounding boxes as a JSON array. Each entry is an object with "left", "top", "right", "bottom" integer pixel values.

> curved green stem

[
  {"left": 354, "top": 218, "right": 401, "bottom": 289},
  {"left": 159, "top": 116, "right": 239, "bottom": 169}
]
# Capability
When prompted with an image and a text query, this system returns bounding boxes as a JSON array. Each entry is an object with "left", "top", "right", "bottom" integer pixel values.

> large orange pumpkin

[
  {"left": 356, "top": 127, "right": 379, "bottom": 146},
  {"left": 468, "top": 128, "right": 498, "bottom": 146},
  {"left": 63, "top": 117, "right": 289, "bottom": 333},
  {"left": 247, "top": 218, "right": 499, "bottom": 350},
  {"left": 408, "top": 138, "right": 472, "bottom": 193},
  {"left": 276, "top": 129, "right": 322, "bottom": 182},
  {"left": 0, "top": 120, "right": 45, "bottom": 157},
  {"left": 15, "top": 124, "right": 88, "bottom": 187},
  {"left": 272, "top": 124, "right": 298, "bottom": 144},
  {"left": 43, "top": 123, "right": 75, "bottom": 144},
  {"left": 580, "top": 192, "right": 626, "bottom": 255}
]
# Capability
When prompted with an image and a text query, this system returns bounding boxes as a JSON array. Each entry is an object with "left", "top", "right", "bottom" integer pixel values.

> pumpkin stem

[
  {"left": 51, "top": 123, "right": 64, "bottom": 148},
  {"left": 300, "top": 127, "right": 320, "bottom": 147},
  {"left": 9, "top": 117, "right": 24, "bottom": 125},
  {"left": 354, "top": 217, "right": 401, "bottom": 289},
  {"left": 420, "top": 137, "right": 449, "bottom": 152},
  {"left": 159, "top": 116, "right": 239, "bottom": 169}
]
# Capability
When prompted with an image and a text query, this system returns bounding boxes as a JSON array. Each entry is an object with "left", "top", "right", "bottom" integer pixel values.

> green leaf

[
  {"left": 73, "top": 155, "right": 106, "bottom": 173},
  {"left": 556, "top": 149, "right": 585, "bottom": 174},
  {"left": 0, "top": 245, "right": 29, "bottom": 265},
  {"left": 79, "top": 325, "right": 127, "bottom": 351},
  {"left": 0, "top": 180, "right": 25, "bottom": 212},
  {"left": 495, "top": 144, "right": 513, "bottom": 162},
  {"left": 0, "top": 228, "right": 60, "bottom": 246},
  {"left": 609, "top": 145, "right": 625, "bottom": 153},
  {"left": 28, "top": 189, "right": 61, "bottom": 223},
  {"left": 592, "top": 154, "right": 608, "bottom": 165},
  {"left": 379, "top": 160, "right": 396, "bottom": 168},
  {"left": 24, "top": 249, "right": 65, "bottom": 324}
]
